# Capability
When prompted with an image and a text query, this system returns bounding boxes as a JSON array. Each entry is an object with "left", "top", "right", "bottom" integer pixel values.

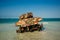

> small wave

[{"left": 43, "top": 22, "right": 48, "bottom": 25}]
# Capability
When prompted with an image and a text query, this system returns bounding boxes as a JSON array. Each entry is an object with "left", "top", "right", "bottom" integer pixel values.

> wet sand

[{"left": 0, "top": 22, "right": 60, "bottom": 40}]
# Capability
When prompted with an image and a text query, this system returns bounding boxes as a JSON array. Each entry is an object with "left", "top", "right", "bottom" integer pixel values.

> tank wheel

[
  {"left": 38, "top": 24, "right": 43, "bottom": 31},
  {"left": 37, "top": 26, "right": 40, "bottom": 31},
  {"left": 30, "top": 29, "right": 34, "bottom": 32},
  {"left": 25, "top": 27, "right": 29, "bottom": 32},
  {"left": 16, "top": 30, "right": 20, "bottom": 33},
  {"left": 29, "top": 28, "right": 34, "bottom": 32},
  {"left": 16, "top": 29, "right": 24, "bottom": 33},
  {"left": 29, "top": 25, "right": 34, "bottom": 32},
  {"left": 20, "top": 30, "right": 24, "bottom": 33},
  {"left": 20, "top": 27, "right": 24, "bottom": 33}
]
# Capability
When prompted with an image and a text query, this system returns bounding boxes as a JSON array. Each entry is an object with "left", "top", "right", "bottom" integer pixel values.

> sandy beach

[{"left": 0, "top": 21, "right": 60, "bottom": 40}]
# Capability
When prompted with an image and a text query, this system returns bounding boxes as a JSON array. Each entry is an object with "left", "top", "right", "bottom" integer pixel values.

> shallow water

[{"left": 0, "top": 21, "right": 60, "bottom": 40}]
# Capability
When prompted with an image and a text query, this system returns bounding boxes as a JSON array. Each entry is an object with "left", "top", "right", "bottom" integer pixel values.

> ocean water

[
  {"left": 0, "top": 18, "right": 60, "bottom": 40},
  {"left": 0, "top": 18, "right": 60, "bottom": 23}
]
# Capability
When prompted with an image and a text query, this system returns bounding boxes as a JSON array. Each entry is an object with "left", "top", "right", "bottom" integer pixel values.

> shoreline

[{"left": 0, "top": 21, "right": 60, "bottom": 40}]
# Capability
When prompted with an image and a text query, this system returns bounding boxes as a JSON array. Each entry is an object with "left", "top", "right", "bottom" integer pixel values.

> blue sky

[{"left": 0, "top": 0, "right": 60, "bottom": 18}]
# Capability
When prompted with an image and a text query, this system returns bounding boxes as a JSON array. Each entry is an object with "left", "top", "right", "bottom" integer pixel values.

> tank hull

[{"left": 16, "top": 24, "right": 43, "bottom": 33}]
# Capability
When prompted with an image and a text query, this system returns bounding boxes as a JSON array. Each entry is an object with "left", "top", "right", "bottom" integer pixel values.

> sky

[{"left": 0, "top": 0, "right": 60, "bottom": 18}]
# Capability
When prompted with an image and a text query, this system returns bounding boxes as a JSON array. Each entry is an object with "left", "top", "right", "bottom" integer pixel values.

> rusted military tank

[{"left": 16, "top": 12, "right": 43, "bottom": 33}]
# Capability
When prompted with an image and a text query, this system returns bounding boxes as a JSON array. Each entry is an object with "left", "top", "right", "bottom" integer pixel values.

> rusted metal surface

[
  {"left": 19, "top": 12, "right": 33, "bottom": 20},
  {"left": 16, "top": 17, "right": 42, "bottom": 27}
]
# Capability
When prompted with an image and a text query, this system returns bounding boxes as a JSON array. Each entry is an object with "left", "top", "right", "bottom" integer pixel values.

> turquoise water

[
  {"left": 0, "top": 18, "right": 60, "bottom": 23},
  {"left": 0, "top": 18, "right": 60, "bottom": 40}
]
